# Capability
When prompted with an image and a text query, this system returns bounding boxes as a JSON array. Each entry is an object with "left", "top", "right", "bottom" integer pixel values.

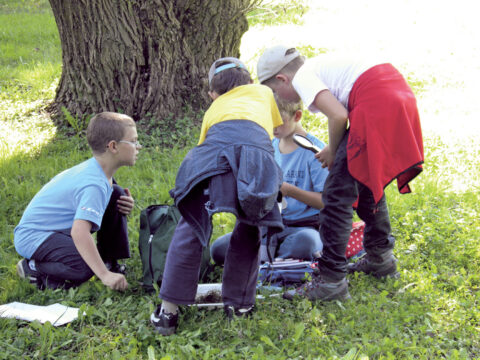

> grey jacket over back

[{"left": 170, "top": 120, "right": 284, "bottom": 246}]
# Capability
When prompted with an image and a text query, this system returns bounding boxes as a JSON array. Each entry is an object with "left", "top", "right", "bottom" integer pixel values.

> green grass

[
  {"left": 1, "top": 1, "right": 480, "bottom": 359},
  {"left": 0, "top": 10, "right": 60, "bottom": 101},
  {"left": 247, "top": 0, "right": 309, "bottom": 27}
]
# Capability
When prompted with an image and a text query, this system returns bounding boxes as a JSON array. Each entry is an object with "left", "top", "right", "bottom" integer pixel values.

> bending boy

[
  {"left": 150, "top": 57, "right": 284, "bottom": 335},
  {"left": 257, "top": 46, "right": 424, "bottom": 301},
  {"left": 210, "top": 95, "right": 328, "bottom": 264},
  {"left": 14, "top": 112, "right": 140, "bottom": 291}
]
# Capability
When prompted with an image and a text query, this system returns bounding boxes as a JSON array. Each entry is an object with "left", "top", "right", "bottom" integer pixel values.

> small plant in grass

[
  {"left": 60, "top": 106, "right": 91, "bottom": 136},
  {"left": 136, "top": 109, "right": 201, "bottom": 150}
]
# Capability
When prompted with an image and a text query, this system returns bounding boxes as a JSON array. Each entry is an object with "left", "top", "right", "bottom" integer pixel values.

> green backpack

[{"left": 138, "top": 204, "right": 212, "bottom": 292}]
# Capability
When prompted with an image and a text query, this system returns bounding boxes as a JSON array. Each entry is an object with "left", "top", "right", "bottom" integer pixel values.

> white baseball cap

[{"left": 257, "top": 45, "right": 300, "bottom": 83}]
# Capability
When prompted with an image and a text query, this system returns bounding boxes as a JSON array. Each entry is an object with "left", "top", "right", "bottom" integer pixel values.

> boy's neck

[
  {"left": 94, "top": 154, "right": 118, "bottom": 185},
  {"left": 279, "top": 127, "right": 308, "bottom": 154}
]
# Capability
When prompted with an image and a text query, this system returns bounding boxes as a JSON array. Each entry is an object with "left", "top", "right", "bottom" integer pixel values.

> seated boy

[
  {"left": 150, "top": 57, "right": 284, "bottom": 336},
  {"left": 14, "top": 112, "right": 140, "bottom": 291},
  {"left": 210, "top": 95, "right": 328, "bottom": 264}
]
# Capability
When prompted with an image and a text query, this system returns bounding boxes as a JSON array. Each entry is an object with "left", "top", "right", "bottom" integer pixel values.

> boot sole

[
  {"left": 150, "top": 313, "right": 177, "bottom": 336},
  {"left": 17, "top": 259, "right": 38, "bottom": 284},
  {"left": 313, "top": 283, "right": 351, "bottom": 301},
  {"left": 16, "top": 260, "right": 26, "bottom": 278},
  {"left": 348, "top": 268, "right": 400, "bottom": 279},
  {"left": 348, "top": 258, "right": 399, "bottom": 279},
  {"left": 283, "top": 282, "right": 351, "bottom": 302}
]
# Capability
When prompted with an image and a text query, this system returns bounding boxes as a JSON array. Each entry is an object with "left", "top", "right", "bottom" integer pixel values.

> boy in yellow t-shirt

[
  {"left": 151, "top": 57, "right": 284, "bottom": 336},
  {"left": 198, "top": 78, "right": 283, "bottom": 144}
]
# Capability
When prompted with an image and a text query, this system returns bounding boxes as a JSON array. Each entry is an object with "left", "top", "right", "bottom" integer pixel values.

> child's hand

[
  {"left": 117, "top": 188, "right": 134, "bottom": 215},
  {"left": 315, "top": 145, "right": 335, "bottom": 170},
  {"left": 101, "top": 271, "right": 129, "bottom": 291},
  {"left": 280, "top": 182, "right": 295, "bottom": 197}
]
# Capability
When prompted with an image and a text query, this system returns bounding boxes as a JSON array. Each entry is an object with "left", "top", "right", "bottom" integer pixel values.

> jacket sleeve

[{"left": 236, "top": 146, "right": 283, "bottom": 220}]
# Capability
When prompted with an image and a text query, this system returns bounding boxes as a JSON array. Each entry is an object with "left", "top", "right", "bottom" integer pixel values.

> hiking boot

[
  {"left": 105, "top": 260, "right": 127, "bottom": 275},
  {"left": 17, "top": 259, "right": 43, "bottom": 288},
  {"left": 150, "top": 305, "right": 178, "bottom": 336},
  {"left": 283, "top": 275, "right": 350, "bottom": 301},
  {"left": 347, "top": 252, "right": 399, "bottom": 278},
  {"left": 224, "top": 305, "right": 254, "bottom": 320}
]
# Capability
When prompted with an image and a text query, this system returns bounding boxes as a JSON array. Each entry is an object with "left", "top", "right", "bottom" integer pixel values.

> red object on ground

[{"left": 346, "top": 221, "right": 365, "bottom": 258}]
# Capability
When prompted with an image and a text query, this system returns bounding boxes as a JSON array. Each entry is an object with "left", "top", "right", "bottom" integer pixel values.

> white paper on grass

[
  {"left": 195, "top": 283, "right": 222, "bottom": 300},
  {"left": 193, "top": 283, "right": 281, "bottom": 309},
  {"left": 195, "top": 283, "right": 223, "bottom": 308},
  {"left": 0, "top": 302, "right": 80, "bottom": 326}
]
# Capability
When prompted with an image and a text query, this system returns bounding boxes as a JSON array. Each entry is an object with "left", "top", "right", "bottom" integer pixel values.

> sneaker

[
  {"left": 17, "top": 259, "right": 41, "bottom": 286},
  {"left": 347, "top": 252, "right": 399, "bottom": 278},
  {"left": 283, "top": 275, "right": 351, "bottom": 301},
  {"left": 150, "top": 305, "right": 178, "bottom": 336},
  {"left": 105, "top": 260, "right": 127, "bottom": 275},
  {"left": 224, "top": 305, "right": 254, "bottom": 320}
]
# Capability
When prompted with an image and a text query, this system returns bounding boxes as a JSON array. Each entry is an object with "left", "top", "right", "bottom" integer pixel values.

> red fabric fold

[{"left": 347, "top": 64, "right": 424, "bottom": 204}]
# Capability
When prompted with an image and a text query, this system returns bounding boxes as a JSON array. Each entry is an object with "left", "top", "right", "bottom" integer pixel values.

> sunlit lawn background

[{"left": 1, "top": 0, "right": 479, "bottom": 359}]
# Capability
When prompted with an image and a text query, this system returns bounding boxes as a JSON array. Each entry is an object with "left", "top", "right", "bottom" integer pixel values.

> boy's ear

[
  {"left": 294, "top": 109, "right": 303, "bottom": 122},
  {"left": 275, "top": 74, "right": 289, "bottom": 83},
  {"left": 106, "top": 140, "right": 119, "bottom": 154},
  {"left": 208, "top": 90, "right": 219, "bottom": 100}
]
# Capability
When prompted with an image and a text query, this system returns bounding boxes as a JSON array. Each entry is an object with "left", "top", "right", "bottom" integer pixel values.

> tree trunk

[{"left": 48, "top": 0, "right": 253, "bottom": 123}]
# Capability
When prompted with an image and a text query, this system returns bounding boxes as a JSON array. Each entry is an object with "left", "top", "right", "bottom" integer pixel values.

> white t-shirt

[{"left": 292, "top": 55, "right": 377, "bottom": 112}]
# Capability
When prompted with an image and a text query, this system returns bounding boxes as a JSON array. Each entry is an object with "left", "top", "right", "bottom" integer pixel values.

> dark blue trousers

[
  {"left": 160, "top": 217, "right": 261, "bottom": 307},
  {"left": 30, "top": 184, "right": 130, "bottom": 289},
  {"left": 318, "top": 132, "right": 395, "bottom": 281}
]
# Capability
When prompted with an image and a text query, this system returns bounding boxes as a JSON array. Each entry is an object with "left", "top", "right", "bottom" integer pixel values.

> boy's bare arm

[
  {"left": 280, "top": 182, "right": 324, "bottom": 209},
  {"left": 71, "top": 219, "right": 128, "bottom": 291},
  {"left": 312, "top": 90, "right": 349, "bottom": 169}
]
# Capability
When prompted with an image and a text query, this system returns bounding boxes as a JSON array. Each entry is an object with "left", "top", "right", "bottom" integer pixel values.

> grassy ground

[{"left": 1, "top": 0, "right": 479, "bottom": 359}]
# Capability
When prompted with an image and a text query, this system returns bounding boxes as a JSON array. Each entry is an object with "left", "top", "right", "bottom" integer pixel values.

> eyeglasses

[{"left": 118, "top": 140, "right": 142, "bottom": 148}]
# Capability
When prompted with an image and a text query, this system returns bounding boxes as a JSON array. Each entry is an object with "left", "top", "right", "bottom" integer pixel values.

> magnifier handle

[{"left": 293, "top": 134, "right": 322, "bottom": 154}]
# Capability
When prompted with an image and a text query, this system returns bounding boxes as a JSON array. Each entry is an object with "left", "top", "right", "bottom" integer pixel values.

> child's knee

[{"left": 297, "top": 229, "right": 323, "bottom": 253}]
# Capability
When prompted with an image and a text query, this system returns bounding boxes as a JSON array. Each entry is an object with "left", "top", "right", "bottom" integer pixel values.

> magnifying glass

[{"left": 293, "top": 134, "right": 321, "bottom": 154}]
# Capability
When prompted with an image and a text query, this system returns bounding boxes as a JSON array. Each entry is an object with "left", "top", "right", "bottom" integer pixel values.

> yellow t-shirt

[{"left": 198, "top": 84, "right": 283, "bottom": 145}]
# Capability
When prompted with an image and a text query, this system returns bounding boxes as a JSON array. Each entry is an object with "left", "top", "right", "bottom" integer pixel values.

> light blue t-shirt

[
  {"left": 273, "top": 133, "right": 329, "bottom": 221},
  {"left": 14, "top": 158, "right": 113, "bottom": 259}
]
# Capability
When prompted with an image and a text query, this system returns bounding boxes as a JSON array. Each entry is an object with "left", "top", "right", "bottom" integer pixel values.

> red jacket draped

[{"left": 347, "top": 64, "right": 424, "bottom": 204}]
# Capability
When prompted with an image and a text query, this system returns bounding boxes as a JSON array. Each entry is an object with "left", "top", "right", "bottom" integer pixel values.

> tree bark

[{"left": 48, "top": 0, "right": 254, "bottom": 123}]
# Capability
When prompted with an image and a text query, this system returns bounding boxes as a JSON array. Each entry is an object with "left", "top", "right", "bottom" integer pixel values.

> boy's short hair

[
  {"left": 87, "top": 112, "right": 135, "bottom": 154},
  {"left": 257, "top": 45, "right": 304, "bottom": 84},
  {"left": 208, "top": 57, "right": 252, "bottom": 95},
  {"left": 274, "top": 93, "right": 303, "bottom": 118}
]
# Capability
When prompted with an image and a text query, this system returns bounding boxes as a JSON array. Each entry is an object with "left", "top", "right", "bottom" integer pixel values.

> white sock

[
  {"left": 161, "top": 301, "right": 178, "bottom": 315},
  {"left": 28, "top": 259, "right": 37, "bottom": 271}
]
